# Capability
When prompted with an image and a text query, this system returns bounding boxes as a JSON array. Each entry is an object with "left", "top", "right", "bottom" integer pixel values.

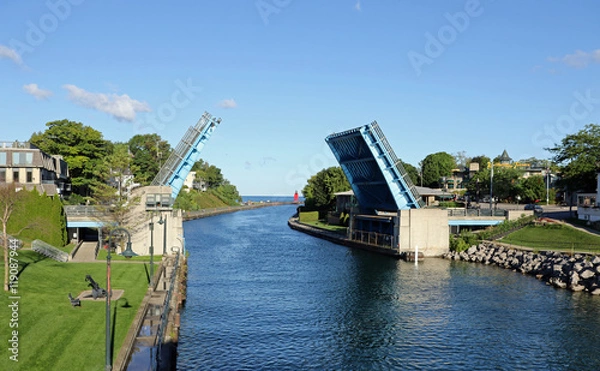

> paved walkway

[{"left": 71, "top": 241, "right": 98, "bottom": 262}]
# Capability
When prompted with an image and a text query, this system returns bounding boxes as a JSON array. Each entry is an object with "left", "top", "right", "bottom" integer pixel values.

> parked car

[{"left": 524, "top": 204, "right": 543, "bottom": 214}]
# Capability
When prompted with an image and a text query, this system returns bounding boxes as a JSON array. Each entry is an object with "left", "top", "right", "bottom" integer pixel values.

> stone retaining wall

[{"left": 443, "top": 243, "right": 600, "bottom": 295}]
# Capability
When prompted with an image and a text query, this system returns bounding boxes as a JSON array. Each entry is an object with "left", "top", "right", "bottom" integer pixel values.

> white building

[{"left": 577, "top": 174, "right": 600, "bottom": 222}]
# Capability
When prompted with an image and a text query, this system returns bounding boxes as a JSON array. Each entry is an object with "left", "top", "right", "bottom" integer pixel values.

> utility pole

[
  {"left": 546, "top": 161, "right": 550, "bottom": 205},
  {"left": 490, "top": 161, "right": 494, "bottom": 210}
]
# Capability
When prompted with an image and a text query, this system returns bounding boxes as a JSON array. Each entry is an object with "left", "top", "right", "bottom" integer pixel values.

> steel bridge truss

[
  {"left": 325, "top": 121, "right": 423, "bottom": 213},
  {"left": 151, "top": 112, "right": 221, "bottom": 199}
]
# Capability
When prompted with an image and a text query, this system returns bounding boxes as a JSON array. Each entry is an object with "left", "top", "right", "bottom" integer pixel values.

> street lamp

[
  {"left": 157, "top": 213, "right": 167, "bottom": 256},
  {"left": 106, "top": 228, "right": 138, "bottom": 371},
  {"left": 176, "top": 235, "right": 186, "bottom": 256},
  {"left": 149, "top": 217, "right": 155, "bottom": 289}
]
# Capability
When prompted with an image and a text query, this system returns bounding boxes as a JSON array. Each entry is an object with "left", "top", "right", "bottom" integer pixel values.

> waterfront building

[{"left": 0, "top": 140, "right": 71, "bottom": 197}]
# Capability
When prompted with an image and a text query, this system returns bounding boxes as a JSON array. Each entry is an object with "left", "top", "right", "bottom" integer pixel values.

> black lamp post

[
  {"left": 106, "top": 228, "right": 138, "bottom": 371},
  {"left": 157, "top": 213, "right": 167, "bottom": 256},
  {"left": 149, "top": 218, "right": 154, "bottom": 289}
]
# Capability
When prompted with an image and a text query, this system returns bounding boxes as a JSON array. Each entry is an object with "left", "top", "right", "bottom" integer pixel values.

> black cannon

[
  {"left": 68, "top": 293, "right": 81, "bottom": 307},
  {"left": 85, "top": 274, "right": 107, "bottom": 300}
]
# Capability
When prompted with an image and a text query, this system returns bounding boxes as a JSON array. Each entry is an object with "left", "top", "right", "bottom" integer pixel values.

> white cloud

[
  {"left": 354, "top": 1, "right": 361, "bottom": 11},
  {"left": 548, "top": 49, "right": 600, "bottom": 68},
  {"left": 0, "top": 44, "right": 22, "bottom": 65},
  {"left": 63, "top": 84, "right": 151, "bottom": 122},
  {"left": 23, "top": 83, "right": 52, "bottom": 100},
  {"left": 218, "top": 98, "right": 237, "bottom": 109}
]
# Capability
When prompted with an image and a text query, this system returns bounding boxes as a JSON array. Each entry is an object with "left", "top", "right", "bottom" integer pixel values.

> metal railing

[
  {"left": 154, "top": 251, "right": 181, "bottom": 370},
  {"left": 370, "top": 122, "right": 425, "bottom": 208},
  {"left": 447, "top": 209, "right": 507, "bottom": 217},
  {"left": 350, "top": 229, "right": 397, "bottom": 250},
  {"left": 31, "top": 239, "right": 69, "bottom": 262},
  {"left": 64, "top": 205, "right": 109, "bottom": 217}
]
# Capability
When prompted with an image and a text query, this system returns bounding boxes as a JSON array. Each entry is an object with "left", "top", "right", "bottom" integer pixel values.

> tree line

[
  {"left": 302, "top": 123, "right": 600, "bottom": 211},
  {"left": 28, "top": 119, "right": 241, "bottom": 206}
]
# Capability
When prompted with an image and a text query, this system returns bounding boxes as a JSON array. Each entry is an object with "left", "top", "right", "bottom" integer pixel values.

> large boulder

[{"left": 580, "top": 269, "right": 596, "bottom": 280}]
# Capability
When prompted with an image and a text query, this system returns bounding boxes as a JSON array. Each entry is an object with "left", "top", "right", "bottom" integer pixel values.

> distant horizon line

[{"left": 242, "top": 194, "right": 303, "bottom": 197}]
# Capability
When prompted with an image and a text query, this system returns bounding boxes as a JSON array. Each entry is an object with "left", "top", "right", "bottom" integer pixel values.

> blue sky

[{"left": 1, "top": 1, "right": 599, "bottom": 196}]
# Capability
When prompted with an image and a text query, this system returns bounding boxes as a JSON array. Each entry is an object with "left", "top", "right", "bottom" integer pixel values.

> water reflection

[{"left": 178, "top": 205, "right": 600, "bottom": 371}]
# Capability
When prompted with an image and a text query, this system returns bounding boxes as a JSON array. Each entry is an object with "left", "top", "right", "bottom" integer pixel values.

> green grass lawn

[
  {"left": 0, "top": 249, "right": 149, "bottom": 371},
  {"left": 302, "top": 220, "right": 348, "bottom": 234},
  {"left": 501, "top": 223, "right": 600, "bottom": 253}
]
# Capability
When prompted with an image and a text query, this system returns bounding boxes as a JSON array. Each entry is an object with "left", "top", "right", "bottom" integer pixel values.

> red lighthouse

[{"left": 293, "top": 190, "right": 299, "bottom": 204}]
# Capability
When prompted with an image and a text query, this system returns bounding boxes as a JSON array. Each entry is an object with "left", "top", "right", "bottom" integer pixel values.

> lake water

[{"left": 177, "top": 204, "right": 600, "bottom": 370}]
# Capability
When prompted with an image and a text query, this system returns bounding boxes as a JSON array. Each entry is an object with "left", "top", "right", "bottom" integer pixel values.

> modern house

[
  {"left": 0, "top": 141, "right": 71, "bottom": 197},
  {"left": 183, "top": 170, "right": 207, "bottom": 192}
]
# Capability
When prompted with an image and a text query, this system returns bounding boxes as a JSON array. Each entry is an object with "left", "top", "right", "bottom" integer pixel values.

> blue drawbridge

[
  {"left": 325, "top": 121, "right": 423, "bottom": 213},
  {"left": 151, "top": 112, "right": 221, "bottom": 199}
]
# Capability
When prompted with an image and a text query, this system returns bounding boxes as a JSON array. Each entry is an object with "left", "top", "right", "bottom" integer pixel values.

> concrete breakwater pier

[
  {"left": 183, "top": 202, "right": 296, "bottom": 221},
  {"left": 444, "top": 243, "right": 600, "bottom": 295}
]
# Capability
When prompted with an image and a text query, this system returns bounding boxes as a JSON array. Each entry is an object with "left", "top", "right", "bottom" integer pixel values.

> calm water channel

[{"left": 177, "top": 205, "right": 600, "bottom": 370}]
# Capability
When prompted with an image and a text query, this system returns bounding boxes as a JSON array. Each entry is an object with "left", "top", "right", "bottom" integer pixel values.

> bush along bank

[{"left": 443, "top": 242, "right": 600, "bottom": 295}]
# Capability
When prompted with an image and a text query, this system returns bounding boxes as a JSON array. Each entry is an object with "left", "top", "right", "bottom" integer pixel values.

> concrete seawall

[
  {"left": 288, "top": 217, "right": 404, "bottom": 258},
  {"left": 113, "top": 253, "right": 188, "bottom": 370}
]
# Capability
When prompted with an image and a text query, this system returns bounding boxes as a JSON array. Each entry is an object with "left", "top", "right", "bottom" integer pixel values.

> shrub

[
  {"left": 8, "top": 189, "right": 67, "bottom": 247},
  {"left": 449, "top": 230, "right": 479, "bottom": 252},
  {"left": 450, "top": 235, "right": 469, "bottom": 252}
]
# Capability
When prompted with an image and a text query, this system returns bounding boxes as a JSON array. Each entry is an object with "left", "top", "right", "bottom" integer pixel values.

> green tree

[
  {"left": 515, "top": 175, "right": 546, "bottom": 204},
  {"left": 212, "top": 182, "right": 242, "bottom": 205},
  {"left": 401, "top": 161, "right": 420, "bottom": 186},
  {"left": 192, "top": 159, "right": 224, "bottom": 188},
  {"left": 470, "top": 155, "right": 490, "bottom": 172},
  {"left": 128, "top": 134, "right": 171, "bottom": 185},
  {"left": 547, "top": 123, "right": 600, "bottom": 192},
  {"left": 302, "top": 167, "right": 350, "bottom": 211},
  {"left": 30, "top": 119, "right": 109, "bottom": 198},
  {"left": 466, "top": 166, "right": 520, "bottom": 202},
  {"left": 492, "top": 166, "right": 521, "bottom": 201},
  {"left": 421, "top": 152, "right": 456, "bottom": 188},
  {"left": 89, "top": 142, "right": 139, "bottom": 225},
  {"left": 10, "top": 189, "right": 67, "bottom": 247},
  {"left": 466, "top": 170, "right": 489, "bottom": 200}
]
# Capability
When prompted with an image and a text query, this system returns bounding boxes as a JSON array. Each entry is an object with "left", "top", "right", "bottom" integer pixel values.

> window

[
  {"left": 13, "top": 170, "right": 19, "bottom": 183},
  {"left": 0, "top": 152, "right": 6, "bottom": 165},
  {"left": 0, "top": 169, "right": 5, "bottom": 182},
  {"left": 26, "top": 169, "right": 33, "bottom": 183},
  {"left": 12, "top": 152, "right": 33, "bottom": 165}
]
